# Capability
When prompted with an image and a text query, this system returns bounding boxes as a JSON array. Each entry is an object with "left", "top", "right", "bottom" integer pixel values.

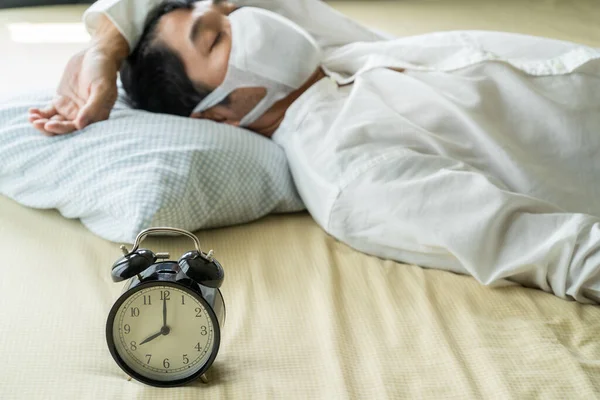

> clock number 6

[{"left": 163, "top": 358, "right": 170, "bottom": 369}]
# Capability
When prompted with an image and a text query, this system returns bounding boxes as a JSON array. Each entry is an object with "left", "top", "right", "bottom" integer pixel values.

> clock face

[{"left": 108, "top": 282, "right": 219, "bottom": 385}]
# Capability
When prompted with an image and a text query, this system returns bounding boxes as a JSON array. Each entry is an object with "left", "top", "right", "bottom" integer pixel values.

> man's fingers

[
  {"left": 28, "top": 107, "right": 57, "bottom": 123},
  {"left": 31, "top": 116, "right": 73, "bottom": 136},
  {"left": 28, "top": 113, "right": 43, "bottom": 123},
  {"left": 29, "top": 106, "right": 57, "bottom": 118},
  {"left": 29, "top": 109, "right": 69, "bottom": 135},
  {"left": 32, "top": 118, "right": 56, "bottom": 136},
  {"left": 44, "top": 120, "right": 77, "bottom": 135},
  {"left": 32, "top": 118, "right": 49, "bottom": 131}
]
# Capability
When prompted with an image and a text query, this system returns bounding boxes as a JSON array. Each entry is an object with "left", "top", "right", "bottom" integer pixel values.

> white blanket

[{"left": 273, "top": 32, "right": 600, "bottom": 303}]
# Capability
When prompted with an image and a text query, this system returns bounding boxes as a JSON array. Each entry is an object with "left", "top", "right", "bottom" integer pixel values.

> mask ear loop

[
  {"left": 192, "top": 87, "right": 231, "bottom": 115},
  {"left": 238, "top": 83, "right": 292, "bottom": 126},
  {"left": 192, "top": 66, "right": 263, "bottom": 116},
  {"left": 238, "top": 92, "right": 272, "bottom": 126}
]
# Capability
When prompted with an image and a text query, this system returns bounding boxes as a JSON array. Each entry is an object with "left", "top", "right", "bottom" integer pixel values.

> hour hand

[{"left": 139, "top": 330, "right": 163, "bottom": 346}]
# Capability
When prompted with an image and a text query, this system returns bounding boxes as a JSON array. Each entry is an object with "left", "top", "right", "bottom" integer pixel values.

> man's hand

[
  {"left": 29, "top": 15, "right": 129, "bottom": 136},
  {"left": 28, "top": 48, "right": 119, "bottom": 136}
]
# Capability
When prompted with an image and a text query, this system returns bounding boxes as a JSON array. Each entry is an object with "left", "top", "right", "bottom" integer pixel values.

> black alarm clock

[{"left": 106, "top": 227, "right": 226, "bottom": 387}]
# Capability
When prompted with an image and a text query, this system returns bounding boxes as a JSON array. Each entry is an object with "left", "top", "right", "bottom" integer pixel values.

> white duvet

[
  {"left": 88, "top": 0, "right": 600, "bottom": 302},
  {"left": 274, "top": 32, "right": 600, "bottom": 303}
]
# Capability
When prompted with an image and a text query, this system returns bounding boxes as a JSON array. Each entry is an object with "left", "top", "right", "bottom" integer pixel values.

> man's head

[
  {"left": 121, "top": 0, "right": 323, "bottom": 135},
  {"left": 121, "top": 0, "right": 237, "bottom": 117}
]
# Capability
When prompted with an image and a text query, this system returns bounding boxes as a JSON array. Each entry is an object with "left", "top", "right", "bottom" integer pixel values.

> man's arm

[
  {"left": 29, "top": 14, "right": 129, "bottom": 135},
  {"left": 82, "top": 0, "right": 388, "bottom": 58},
  {"left": 30, "top": 0, "right": 179, "bottom": 135},
  {"left": 82, "top": 0, "right": 163, "bottom": 54}
]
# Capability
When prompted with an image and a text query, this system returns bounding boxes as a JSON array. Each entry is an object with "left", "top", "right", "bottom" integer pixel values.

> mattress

[{"left": 1, "top": 1, "right": 600, "bottom": 399}]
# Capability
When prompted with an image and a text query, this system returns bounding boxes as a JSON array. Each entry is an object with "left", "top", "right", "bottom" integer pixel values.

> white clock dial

[{"left": 111, "top": 284, "right": 216, "bottom": 383}]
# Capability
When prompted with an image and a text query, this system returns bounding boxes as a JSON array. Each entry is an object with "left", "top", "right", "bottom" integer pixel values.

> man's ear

[{"left": 190, "top": 106, "right": 241, "bottom": 127}]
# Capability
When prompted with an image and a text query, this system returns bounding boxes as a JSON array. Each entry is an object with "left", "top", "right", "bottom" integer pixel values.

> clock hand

[
  {"left": 139, "top": 330, "right": 163, "bottom": 346},
  {"left": 161, "top": 297, "right": 169, "bottom": 335},
  {"left": 163, "top": 296, "right": 167, "bottom": 329},
  {"left": 139, "top": 324, "right": 171, "bottom": 346}
]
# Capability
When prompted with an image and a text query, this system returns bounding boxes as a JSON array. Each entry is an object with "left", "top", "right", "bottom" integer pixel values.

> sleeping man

[{"left": 29, "top": 0, "right": 600, "bottom": 303}]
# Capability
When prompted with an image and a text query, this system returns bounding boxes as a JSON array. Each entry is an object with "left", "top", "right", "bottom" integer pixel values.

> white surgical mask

[{"left": 192, "top": 7, "right": 322, "bottom": 127}]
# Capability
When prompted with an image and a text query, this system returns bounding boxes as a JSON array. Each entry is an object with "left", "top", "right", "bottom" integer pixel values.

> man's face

[
  {"left": 152, "top": 1, "right": 270, "bottom": 127},
  {"left": 155, "top": 1, "right": 235, "bottom": 91}
]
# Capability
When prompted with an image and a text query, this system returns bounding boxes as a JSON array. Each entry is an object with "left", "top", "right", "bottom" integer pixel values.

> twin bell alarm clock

[{"left": 105, "top": 227, "right": 226, "bottom": 387}]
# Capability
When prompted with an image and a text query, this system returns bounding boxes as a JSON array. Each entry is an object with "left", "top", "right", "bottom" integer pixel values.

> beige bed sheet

[{"left": 1, "top": 1, "right": 600, "bottom": 399}]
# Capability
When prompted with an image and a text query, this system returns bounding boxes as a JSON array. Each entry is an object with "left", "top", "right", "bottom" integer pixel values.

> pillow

[{"left": 0, "top": 89, "right": 305, "bottom": 243}]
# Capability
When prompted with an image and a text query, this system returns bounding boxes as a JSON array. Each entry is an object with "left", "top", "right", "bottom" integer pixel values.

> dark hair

[{"left": 120, "top": 0, "right": 210, "bottom": 116}]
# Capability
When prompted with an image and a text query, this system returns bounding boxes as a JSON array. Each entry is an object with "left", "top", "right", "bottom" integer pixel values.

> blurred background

[
  {"left": 0, "top": 0, "right": 93, "bottom": 8},
  {"left": 0, "top": 0, "right": 599, "bottom": 99}
]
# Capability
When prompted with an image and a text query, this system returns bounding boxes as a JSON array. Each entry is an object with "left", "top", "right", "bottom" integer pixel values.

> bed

[{"left": 1, "top": 1, "right": 600, "bottom": 398}]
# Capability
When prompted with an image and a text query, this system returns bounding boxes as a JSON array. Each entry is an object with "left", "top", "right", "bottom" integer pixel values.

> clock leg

[{"left": 200, "top": 374, "right": 209, "bottom": 384}]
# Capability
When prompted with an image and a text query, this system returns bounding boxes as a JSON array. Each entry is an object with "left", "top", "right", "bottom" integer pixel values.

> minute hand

[{"left": 163, "top": 296, "right": 167, "bottom": 328}]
